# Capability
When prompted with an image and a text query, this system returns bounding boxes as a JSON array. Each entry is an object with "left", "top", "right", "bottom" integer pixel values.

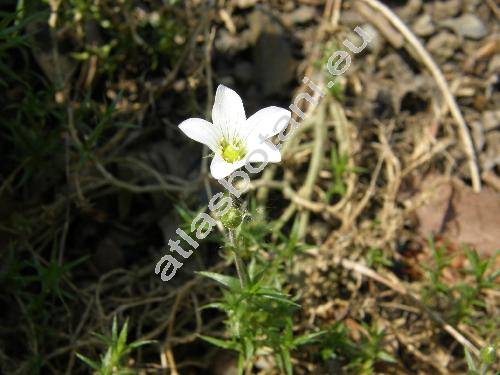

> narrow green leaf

[
  {"left": 102, "top": 347, "right": 113, "bottom": 368},
  {"left": 464, "top": 348, "right": 477, "bottom": 371},
  {"left": 91, "top": 332, "right": 113, "bottom": 346},
  {"left": 487, "top": 270, "right": 500, "bottom": 283},
  {"left": 197, "top": 271, "right": 241, "bottom": 290},
  {"left": 292, "top": 331, "right": 326, "bottom": 347},
  {"left": 198, "top": 335, "right": 238, "bottom": 351},
  {"left": 377, "top": 351, "right": 397, "bottom": 363},
  {"left": 112, "top": 317, "right": 118, "bottom": 342},
  {"left": 237, "top": 354, "right": 245, "bottom": 375},
  {"left": 117, "top": 320, "right": 129, "bottom": 352},
  {"left": 281, "top": 348, "right": 293, "bottom": 375},
  {"left": 200, "top": 302, "right": 229, "bottom": 312},
  {"left": 76, "top": 353, "right": 99, "bottom": 370},
  {"left": 63, "top": 255, "right": 90, "bottom": 271},
  {"left": 257, "top": 292, "right": 301, "bottom": 307},
  {"left": 129, "top": 340, "right": 155, "bottom": 349}
]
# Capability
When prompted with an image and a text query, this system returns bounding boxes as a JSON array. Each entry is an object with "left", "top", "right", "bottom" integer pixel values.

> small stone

[
  {"left": 482, "top": 110, "right": 500, "bottom": 132},
  {"left": 173, "top": 80, "right": 186, "bottom": 92},
  {"left": 412, "top": 14, "right": 435, "bottom": 37},
  {"left": 236, "top": 0, "right": 257, "bottom": 9},
  {"left": 440, "top": 14, "right": 487, "bottom": 40},
  {"left": 488, "top": 53, "right": 500, "bottom": 73},
  {"left": 174, "top": 34, "right": 185, "bottom": 45},
  {"left": 283, "top": 6, "right": 316, "bottom": 25},
  {"left": 348, "top": 24, "right": 381, "bottom": 52},
  {"left": 427, "top": 0, "right": 461, "bottom": 20},
  {"left": 215, "top": 29, "right": 248, "bottom": 54},
  {"left": 427, "top": 31, "right": 459, "bottom": 60},
  {"left": 253, "top": 32, "right": 295, "bottom": 96},
  {"left": 397, "top": 0, "right": 422, "bottom": 19},
  {"left": 463, "top": 0, "right": 484, "bottom": 12},
  {"left": 481, "top": 131, "right": 500, "bottom": 170}
]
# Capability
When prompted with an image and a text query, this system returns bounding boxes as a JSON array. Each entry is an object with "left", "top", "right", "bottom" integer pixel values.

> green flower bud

[
  {"left": 220, "top": 207, "right": 243, "bottom": 229},
  {"left": 480, "top": 345, "right": 496, "bottom": 366}
]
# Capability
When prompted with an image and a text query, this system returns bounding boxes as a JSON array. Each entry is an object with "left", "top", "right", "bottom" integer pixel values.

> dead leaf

[
  {"left": 444, "top": 179, "right": 500, "bottom": 258},
  {"left": 415, "top": 175, "right": 500, "bottom": 258},
  {"left": 415, "top": 174, "right": 453, "bottom": 236}
]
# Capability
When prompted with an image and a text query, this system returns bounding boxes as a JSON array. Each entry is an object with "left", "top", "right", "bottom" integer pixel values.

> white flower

[{"left": 178, "top": 85, "right": 291, "bottom": 179}]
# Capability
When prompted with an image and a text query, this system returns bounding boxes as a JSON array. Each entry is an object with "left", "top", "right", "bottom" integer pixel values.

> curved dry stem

[{"left": 298, "top": 103, "right": 327, "bottom": 240}]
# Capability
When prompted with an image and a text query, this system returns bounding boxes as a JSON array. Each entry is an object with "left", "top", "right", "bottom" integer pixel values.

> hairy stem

[{"left": 228, "top": 229, "right": 248, "bottom": 287}]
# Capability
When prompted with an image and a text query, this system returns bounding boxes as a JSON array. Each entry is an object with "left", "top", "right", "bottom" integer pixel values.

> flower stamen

[{"left": 219, "top": 138, "right": 246, "bottom": 163}]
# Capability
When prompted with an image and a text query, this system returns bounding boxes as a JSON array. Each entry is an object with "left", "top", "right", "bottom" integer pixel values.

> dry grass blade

[{"left": 339, "top": 258, "right": 481, "bottom": 358}]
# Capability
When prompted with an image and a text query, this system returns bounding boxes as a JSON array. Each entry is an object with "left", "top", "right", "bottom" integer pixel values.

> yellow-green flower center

[{"left": 219, "top": 138, "right": 246, "bottom": 163}]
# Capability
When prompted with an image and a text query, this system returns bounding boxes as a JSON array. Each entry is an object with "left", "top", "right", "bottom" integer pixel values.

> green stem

[
  {"left": 228, "top": 229, "right": 248, "bottom": 287},
  {"left": 245, "top": 360, "right": 253, "bottom": 375}
]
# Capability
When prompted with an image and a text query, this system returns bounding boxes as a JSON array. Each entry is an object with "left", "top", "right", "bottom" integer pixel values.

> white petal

[
  {"left": 212, "top": 85, "right": 246, "bottom": 142},
  {"left": 210, "top": 154, "right": 246, "bottom": 180},
  {"left": 243, "top": 106, "right": 291, "bottom": 147},
  {"left": 246, "top": 141, "right": 281, "bottom": 163},
  {"left": 178, "top": 118, "right": 221, "bottom": 151}
]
